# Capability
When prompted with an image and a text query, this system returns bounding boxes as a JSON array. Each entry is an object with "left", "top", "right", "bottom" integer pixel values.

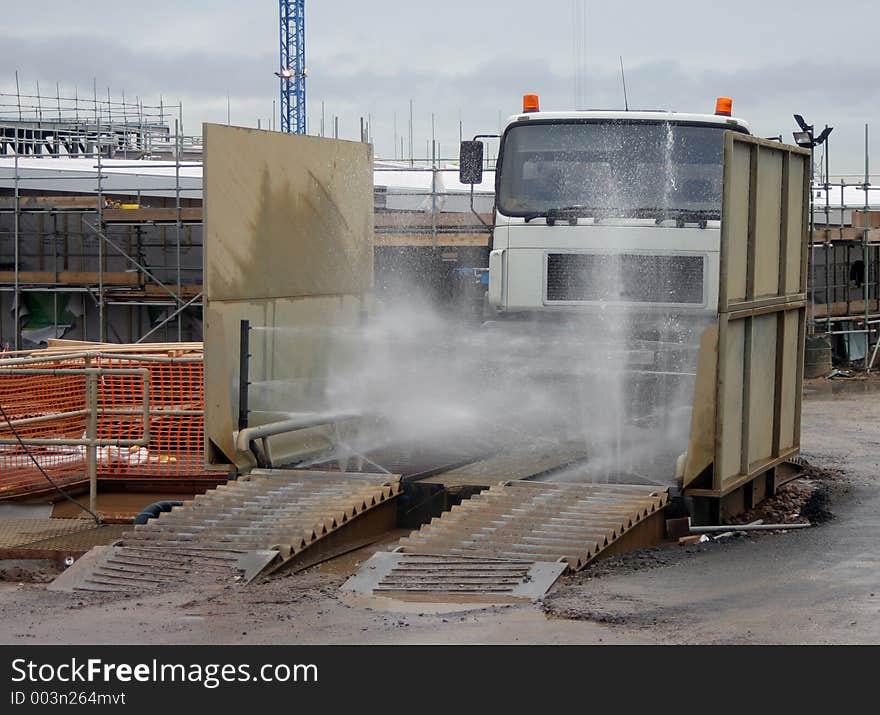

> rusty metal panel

[
  {"left": 709, "top": 134, "right": 810, "bottom": 496},
  {"left": 202, "top": 125, "right": 373, "bottom": 467}
]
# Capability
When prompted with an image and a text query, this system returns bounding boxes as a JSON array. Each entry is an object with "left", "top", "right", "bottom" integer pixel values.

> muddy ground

[{"left": 0, "top": 376, "right": 877, "bottom": 645}]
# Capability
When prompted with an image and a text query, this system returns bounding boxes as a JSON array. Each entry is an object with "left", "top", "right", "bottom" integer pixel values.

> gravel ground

[{"left": 0, "top": 377, "right": 877, "bottom": 645}]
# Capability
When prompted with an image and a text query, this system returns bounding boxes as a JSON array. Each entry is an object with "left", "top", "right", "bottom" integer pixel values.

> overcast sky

[{"left": 2, "top": 0, "right": 878, "bottom": 174}]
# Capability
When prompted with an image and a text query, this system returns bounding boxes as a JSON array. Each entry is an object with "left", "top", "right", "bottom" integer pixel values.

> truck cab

[{"left": 461, "top": 97, "right": 751, "bottom": 319}]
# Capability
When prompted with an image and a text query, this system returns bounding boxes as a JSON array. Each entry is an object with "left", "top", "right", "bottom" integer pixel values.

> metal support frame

[
  {"left": 0, "top": 83, "right": 197, "bottom": 348},
  {"left": 12, "top": 153, "right": 19, "bottom": 349},
  {"left": 135, "top": 292, "right": 203, "bottom": 344},
  {"left": 1, "top": 144, "right": 195, "bottom": 347},
  {"left": 0, "top": 90, "right": 173, "bottom": 158},
  {"left": 238, "top": 320, "right": 250, "bottom": 433},
  {"left": 279, "top": 0, "right": 306, "bottom": 135}
]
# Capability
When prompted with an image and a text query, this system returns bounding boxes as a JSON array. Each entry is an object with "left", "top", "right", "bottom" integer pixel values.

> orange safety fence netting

[
  {"left": 0, "top": 361, "right": 89, "bottom": 499},
  {"left": 0, "top": 354, "right": 226, "bottom": 500}
]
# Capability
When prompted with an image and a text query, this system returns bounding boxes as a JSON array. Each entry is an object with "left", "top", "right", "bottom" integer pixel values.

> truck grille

[{"left": 546, "top": 253, "right": 705, "bottom": 305}]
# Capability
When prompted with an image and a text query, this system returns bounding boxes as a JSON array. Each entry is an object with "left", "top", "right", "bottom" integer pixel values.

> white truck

[
  {"left": 460, "top": 96, "right": 750, "bottom": 319},
  {"left": 458, "top": 97, "right": 753, "bottom": 482}
]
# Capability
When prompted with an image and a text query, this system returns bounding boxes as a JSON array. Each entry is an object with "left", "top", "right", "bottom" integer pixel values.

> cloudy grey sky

[{"left": 2, "top": 0, "right": 878, "bottom": 173}]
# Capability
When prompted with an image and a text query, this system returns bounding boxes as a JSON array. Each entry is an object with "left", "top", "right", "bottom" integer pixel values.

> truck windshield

[{"left": 497, "top": 120, "right": 734, "bottom": 220}]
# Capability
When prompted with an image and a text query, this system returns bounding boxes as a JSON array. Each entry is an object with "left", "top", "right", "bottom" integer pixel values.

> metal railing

[{"left": 0, "top": 365, "right": 150, "bottom": 515}]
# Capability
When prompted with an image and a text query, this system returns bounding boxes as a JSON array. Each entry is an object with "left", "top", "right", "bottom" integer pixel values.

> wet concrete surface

[{"left": 0, "top": 381, "right": 877, "bottom": 644}]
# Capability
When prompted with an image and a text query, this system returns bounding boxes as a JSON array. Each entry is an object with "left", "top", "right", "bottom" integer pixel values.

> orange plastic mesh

[
  {"left": 0, "top": 354, "right": 221, "bottom": 500},
  {"left": 0, "top": 361, "right": 88, "bottom": 498}
]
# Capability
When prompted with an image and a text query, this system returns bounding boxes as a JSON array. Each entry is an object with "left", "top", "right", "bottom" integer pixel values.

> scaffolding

[
  {"left": 809, "top": 126, "right": 880, "bottom": 369},
  {"left": 0, "top": 84, "right": 507, "bottom": 352},
  {"left": 0, "top": 143, "right": 493, "bottom": 350},
  {"left": 0, "top": 138, "right": 203, "bottom": 349},
  {"left": 0, "top": 83, "right": 203, "bottom": 158}
]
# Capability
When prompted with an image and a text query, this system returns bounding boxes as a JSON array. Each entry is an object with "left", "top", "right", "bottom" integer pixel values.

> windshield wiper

[
  {"left": 521, "top": 207, "right": 720, "bottom": 226},
  {"left": 637, "top": 208, "right": 719, "bottom": 227},
  {"left": 524, "top": 206, "right": 595, "bottom": 225}
]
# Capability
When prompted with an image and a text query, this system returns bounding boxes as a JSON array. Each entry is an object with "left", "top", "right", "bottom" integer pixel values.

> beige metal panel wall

[
  {"left": 710, "top": 133, "right": 810, "bottom": 496},
  {"left": 202, "top": 124, "right": 373, "bottom": 468}
]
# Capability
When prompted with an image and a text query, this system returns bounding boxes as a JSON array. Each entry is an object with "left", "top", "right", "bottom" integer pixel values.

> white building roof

[{"left": 0, "top": 157, "right": 495, "bottom": 202}]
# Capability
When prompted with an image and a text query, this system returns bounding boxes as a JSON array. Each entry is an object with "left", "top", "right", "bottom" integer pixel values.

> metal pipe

[
  {"left": 825, "top": 131, "right": 832, "bottom": 335},
  {"left": 80, "top": 218, "right": 184, "bottom": 304},
  {"left": 96, "top": 151, "right": 104, "bottom": 342},
  {"left": 94, "top": 352, "right": 201, "bottom": 364},
  {"left": 13, "top": 153, "right": 20, "bottom": 350},
  {"left": 134, "top": 292, "right": 202, "bottom": 344},
  {"left": 0, "top": 437, "right": 148, "bottom": 447},
  {"left": 1, "top": 407, "right": 201, "bottom": 429},
  {"left": 864, "top": 125, "right": 873, "bottom": 359},
  {"left": 868, "top": 328, "right": 880, "bottom": 371},
  {"left": 1, "top": 409, "right": 90, "bottom": 429},
  {"left": 175, "top": 118, "right": 182, "bottom": 342},
  {"left": 0, "top": 367, "right": 151, "bottom": 450},
  {"left": 86, "top": 372, "right": 98, "bottom": 515},
  {"left": 431, "top": 147, "right": 437, "bottom": 249},
  {"left": 690, "top": 523, "right": 811, "bottom": 534},
  {"left": 233, "top": 412, "right": 360, "bottom": 454},
  {"left": 0, "top": 367, "right": 148, "bottom": 376},
  {"left": 238, "top": 320, "right": 250, "bottom": 432}
]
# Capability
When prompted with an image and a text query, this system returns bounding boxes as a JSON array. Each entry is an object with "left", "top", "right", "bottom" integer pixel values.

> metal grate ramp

[
  {"left": 50, "top": 470, "right": 401, "bottom": 593},
  {"left": 345, "top": 481, "right": 667, "bottom": 603},
  {"left": 342, "top": 552, "right": 566, "bottom": 604}
]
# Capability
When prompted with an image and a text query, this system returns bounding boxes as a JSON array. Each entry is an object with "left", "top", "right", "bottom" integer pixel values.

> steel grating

[
  {"left": 50, "top": 470, "right": 401, "bottom": 593},
  {"left": 415, "top": 444, "right": 589, "bottom": 487},
  {"left": 397, "top": 481, "right": 668, "bottom": 571},
  {"left": 0, "top": 518, "right": 98, "bottom": 549},
  {"left": 342, "top": 552, "right": 566, "bottom": 604}
]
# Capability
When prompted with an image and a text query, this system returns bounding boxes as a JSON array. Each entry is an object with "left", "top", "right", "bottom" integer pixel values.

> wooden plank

[
  {"left": 747, "top": 314, "right": 777, "bottom": 468},
  {"left": 374, "top": 211, "right": 492, "bottom": 228},
  {"left": 0, "top": 195, "right": 100, "bottom": 210},
  {"left": 814, "top": 227, "right": 880, "bottom": 243},
  {"left": 141, "top": 284, "right": 202, "bottom": 299},
  {"left": 43, "top": 339, "right": 202, "bottom": 351},
  {"left": 753, "top": 145, "right": 782, "bottom": 298},
  {"left": 686, "top": 447, "right": 799, "bottom": 499},
  {"left": 852, "top": 210, "right": 880, "bottom": 229},
  {"left": 374, "top": 232, "right": 489, "bottom": 247},
  {"left": 809, "top": 299, "right": 880, "bottom": 318},
  {"left": 0, "top": 271, "right": 139, "bottom": 286},
  {"left": 102, "top": 207, "right": 203, "bottom": 223},
  {"left": 683, "top": 325, "right": 718, "bottom": 487}
]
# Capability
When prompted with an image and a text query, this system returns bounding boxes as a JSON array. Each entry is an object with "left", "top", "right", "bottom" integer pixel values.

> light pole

[{"left": 793, "top": 114, "right": 833, "bottom": 335}]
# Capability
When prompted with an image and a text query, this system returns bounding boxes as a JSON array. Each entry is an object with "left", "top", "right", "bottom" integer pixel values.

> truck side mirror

[{"left": 459, "top": 141, "right": 484, "bottom": 185}]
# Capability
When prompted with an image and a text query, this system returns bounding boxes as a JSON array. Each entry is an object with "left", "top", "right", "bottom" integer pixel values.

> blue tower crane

[{"left": 277, "top": 0, "right": 306, "bottom": 134}]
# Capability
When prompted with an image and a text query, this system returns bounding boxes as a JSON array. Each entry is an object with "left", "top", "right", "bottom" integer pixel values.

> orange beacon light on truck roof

[
  {"left": 715, "top": 97, "right": 733, "bottom": 116},
  {"left": 523, "top": 94, "right": 540, "bottom": 113}
]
